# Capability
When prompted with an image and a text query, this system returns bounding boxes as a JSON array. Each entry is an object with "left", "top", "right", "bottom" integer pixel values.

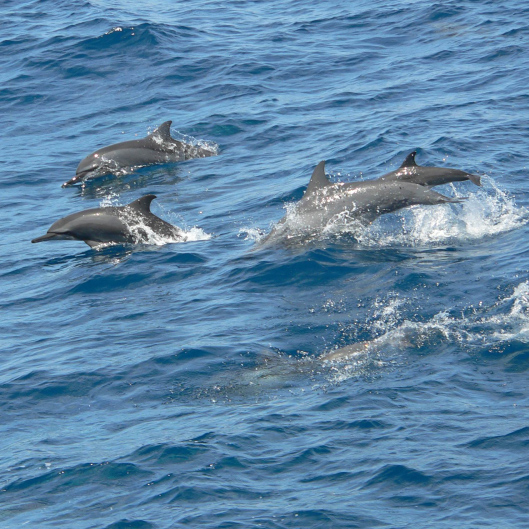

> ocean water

[{"left": 2, "top": 1, "right": 529, "bottom": 527}]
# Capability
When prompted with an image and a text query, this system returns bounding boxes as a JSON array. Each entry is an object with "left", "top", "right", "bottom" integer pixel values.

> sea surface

[{"left": 2, "top": 1, "right": 529, "bottom": 528}]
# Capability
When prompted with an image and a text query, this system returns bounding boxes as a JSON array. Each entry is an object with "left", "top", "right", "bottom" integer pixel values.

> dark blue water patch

[
  {"left": 104, "top": 520, "right": 155, "bottom": 529},
  {"left": 465, "top": 426, "right": 529, "bottom": 450},
  {"left": 132, "top": 442, "right": 212, "bottom": 467},
  {"left": 4, "top": 461, "right": 150, "bottom": 494},
  {"left": 226, "top": 247, "right": 409, "bottom": 289},
  {"left": 62, "top": 249, "right": 212, "bottom": 294},
  {"left": 0, "top": 347, "right": 230, "bottom": 417},
  {"left": 363, "top": 464, "right": 432, "bottom": 489},
  {"left": 68, "top": 270, "right": 154, "bottom": 294},
  {"left": 476, "top": 45, "right": 527, "bottom": 63},
  {"left": 251, "top": 509, "right": 387, "bottom": 529},
  {"left": 425, "top": 3, "right": 467, "bottom": 22},
  {"left": 319, "top": 418, "right": 390, "bottom": 430}
]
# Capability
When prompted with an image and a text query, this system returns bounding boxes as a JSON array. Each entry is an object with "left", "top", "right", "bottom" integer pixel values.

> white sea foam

[
  {"left": 354, "top": 179, "right": 527, "bottom": 247},
  {"left": 122, "top": 211, "right": 211, "bottom": 247},
  {"left": 481, "top": 281, "right": 529, "bottom": 343},
  {"left": 239, "top": 227, "right": 266, "bottom": 242},
  {"left": 150, "top": 125, "right": 220, "bottom": 156},
  {"left": 104, "top": 27, "right": 123, "bottom": 35},
  {"left": 99, "top": 194, "right": 121, "bottom": 208}
]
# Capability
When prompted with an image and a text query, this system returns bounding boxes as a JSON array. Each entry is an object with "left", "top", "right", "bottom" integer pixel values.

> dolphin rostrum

[
  {"left": 31, "top": 195, "right": 185, "bottom": 249},
  {"left": 378, "top": 151, "right": 481, "bottom": 187},
  {"left": 63, "top": 121, "right": 217, "bottom": 187},
  {"left": 262, "top": 161, "right": 464, "bottom": 244}
]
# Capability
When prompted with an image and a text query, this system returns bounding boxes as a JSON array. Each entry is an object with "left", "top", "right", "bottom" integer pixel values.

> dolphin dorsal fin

[
  {"left": 150, "top": 121, "right": 173, "bottom": 142},
  {"left": 305, "top": 161, "right": 332, "bottom": 196},
  {"left": 400, "top": 151, "right": 418, "bottom": 168},
  {"left": 128, "top": 194, "right": 156, "bottom": 215}
]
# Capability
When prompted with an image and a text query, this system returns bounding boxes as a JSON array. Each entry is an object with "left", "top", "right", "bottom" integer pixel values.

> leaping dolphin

[
  {"left": 63, "top": 121, "right": 217, "bottom": 187},
  {"left": 31, "top": 195, "right": 186, "bottom": 249},
  {"left": 378, "top": 151, "right": 481, "bottom": 187},
  {"left": 262, "top": 161, "right": 464, "bottom": 244}
]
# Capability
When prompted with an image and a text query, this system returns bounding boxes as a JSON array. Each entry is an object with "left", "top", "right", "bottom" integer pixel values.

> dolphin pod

[
  {"left": 33, "top": 118, "right": 483, "bottom": 252},
  {"left": 31, "top": 195, "right": 185, "bottom": 248},
  {"left": 63, "top": 120, "right": 217, "bottom": 187},
  {"left": 31, "top": 120, "right": 487, "bottom": 371}
]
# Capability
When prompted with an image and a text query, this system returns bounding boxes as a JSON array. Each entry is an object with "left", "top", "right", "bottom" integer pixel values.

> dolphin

[
  {"left": 262, "top": 161, "right": 464, "bottom": 244},
  {"left": 378, "top": 151, "right": 481, "bottom": 187},
  {"left": 63, "top": 121, "right": 217, "bottom": 187},
  {"left": 320, "top": 340, "right": 380, "bottom": 363},
  {"left": 31, "top": 194, "right": 185, "bottom": 249},
  {"left": 320, "top": 332, "right": 414, "bottom": 363}
]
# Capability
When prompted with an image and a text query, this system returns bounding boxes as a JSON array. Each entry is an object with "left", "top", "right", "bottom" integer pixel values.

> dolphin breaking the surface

[
  {"left": 262, "top": 160, "right": 466, "bottom": 244},
  {"left": 63, "top": 121, "right": 217, "bottom": 187},
  {"left": 378, "top": 151, "right": 481, "bottom": 187},
  {"left": 31, "top": 195, "right": 186, "bottom": 249}
]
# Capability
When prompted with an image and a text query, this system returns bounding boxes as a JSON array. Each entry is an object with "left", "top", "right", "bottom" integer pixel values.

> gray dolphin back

[{"left": 379, "top": 151, "right": 481, "bottom": 187}]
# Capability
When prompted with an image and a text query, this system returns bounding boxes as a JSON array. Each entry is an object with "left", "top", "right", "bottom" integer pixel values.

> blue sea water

[{"left": 2, "top": 0, "right": 529, "bottom": 527}]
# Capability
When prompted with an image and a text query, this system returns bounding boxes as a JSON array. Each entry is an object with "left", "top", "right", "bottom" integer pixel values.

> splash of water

[
  {"left": 324, "top": 280, "right": 529, "bottom": 382},
  {"left": 149, "top": 124, "right": 220, "bottom": 156},
  {"left": 90, "top": 197, "right": 211, "bottom": 249}
]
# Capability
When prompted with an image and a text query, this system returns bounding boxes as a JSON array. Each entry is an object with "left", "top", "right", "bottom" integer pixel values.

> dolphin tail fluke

[{"left": 466, "top": 173, "right": 481, "bottom": 187}]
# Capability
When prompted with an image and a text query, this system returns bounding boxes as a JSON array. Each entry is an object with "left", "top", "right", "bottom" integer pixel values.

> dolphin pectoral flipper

[{"left": 85, "top": 240, "right": 102, "bottom": 248}]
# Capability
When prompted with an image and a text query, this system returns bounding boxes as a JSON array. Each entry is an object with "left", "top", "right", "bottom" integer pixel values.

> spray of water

[{"left": 324, "top": 280, "right": 529, "bottom": 382}]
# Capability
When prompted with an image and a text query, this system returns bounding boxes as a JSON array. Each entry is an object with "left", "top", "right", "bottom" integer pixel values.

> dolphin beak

[
  {"left": 62, "top": 169, "right": 92, "bottom": 187},
  {"left": 31, "top": 233, "right": 59, "bottom": 243}
]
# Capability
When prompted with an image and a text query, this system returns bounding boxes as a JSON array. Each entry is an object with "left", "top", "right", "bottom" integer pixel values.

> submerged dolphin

[
  {"left": 32, "top": 195, "right": 185, "bottom": 249},
  {"left": 262, "top": 161, "right": 464, "bottom": 243},
  {"left": 320, "top": 333, "right": 413, "bottom": 363},
  {"left": 378, "top": 151, "right": 481, "bottom": 187},
  {"left": 63, "top": 121, "right": 217, "bottom": 187}
]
